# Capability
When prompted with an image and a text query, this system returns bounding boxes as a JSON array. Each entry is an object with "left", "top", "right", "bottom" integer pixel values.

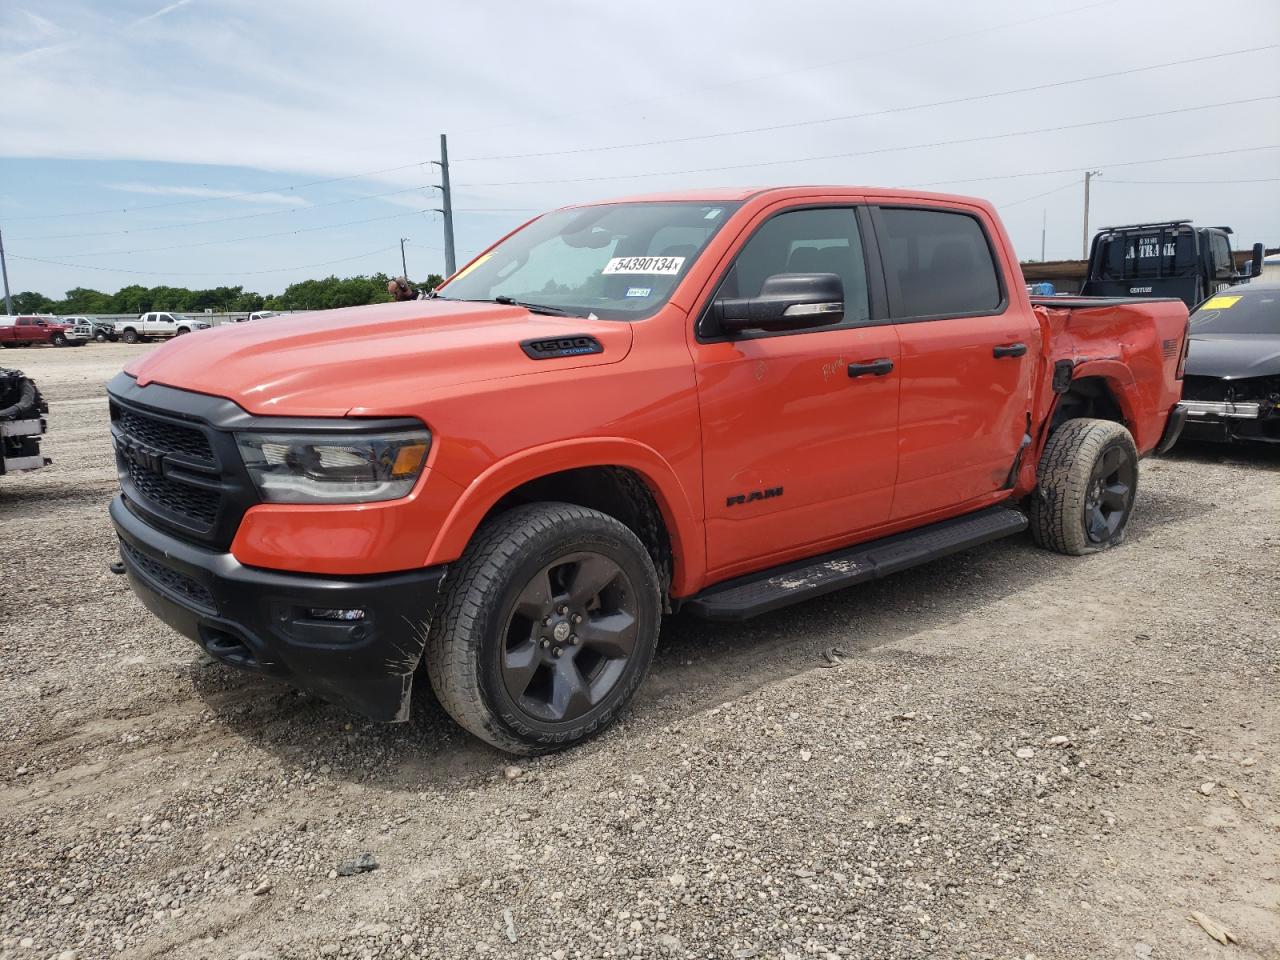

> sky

[{"left": 1, "top": 0, "right": 1278, "bottom": 299}]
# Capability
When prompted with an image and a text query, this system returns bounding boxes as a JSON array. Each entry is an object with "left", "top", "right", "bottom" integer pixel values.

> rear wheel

[
  {"left": 121, "top": 329, "right": 139, "bottom": 344},
  {"left": 426, "top": 503, "right": 662, "bottom": 755},
  {"left": 1030, "top": 418, "right": 1139, "bottom": 555}
]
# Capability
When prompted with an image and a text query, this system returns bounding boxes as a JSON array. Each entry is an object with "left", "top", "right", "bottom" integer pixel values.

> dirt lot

[{"left": 1, "top": 343, "right": 1277, "bottom": 960}]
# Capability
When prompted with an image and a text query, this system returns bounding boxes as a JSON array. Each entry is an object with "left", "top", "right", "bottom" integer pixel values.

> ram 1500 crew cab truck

[{"left": 108, "top": 187, "right": 1189, "bottom": 754}]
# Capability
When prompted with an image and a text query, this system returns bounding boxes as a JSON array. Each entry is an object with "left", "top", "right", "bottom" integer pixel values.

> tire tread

[{"left": 1029, "top": 417, "right": 1137, "bottom": 556}]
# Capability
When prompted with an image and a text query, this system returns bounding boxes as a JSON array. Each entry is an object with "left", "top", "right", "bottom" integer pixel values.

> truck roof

[{"left": 571, "top": 185, "right": 995, "bottom": 209}]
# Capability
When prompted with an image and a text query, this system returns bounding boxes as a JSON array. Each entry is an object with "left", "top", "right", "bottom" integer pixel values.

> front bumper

[
  {"left": 110, "top": 495, "right": 446, "bottom": 721},
  {"left": 1178, "top": 402, "right": 1280, "bottom": 445}
]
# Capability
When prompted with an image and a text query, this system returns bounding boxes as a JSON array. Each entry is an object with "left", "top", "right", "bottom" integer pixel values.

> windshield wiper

[{"left": 490, "top": 295, "right": 577, "bottom": 317}]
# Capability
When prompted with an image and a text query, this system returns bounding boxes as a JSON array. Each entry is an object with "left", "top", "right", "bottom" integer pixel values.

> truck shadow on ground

[
  {"left": 1161, "top": 439, "right": 1280, "bottom": 470},
  {"left": 185, "top": 480, "right": 1215, "bottom": 791}
]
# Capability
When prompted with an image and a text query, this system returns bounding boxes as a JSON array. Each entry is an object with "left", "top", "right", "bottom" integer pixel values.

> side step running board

[{"left": 684, "top": 506, "right": 1028, "bottom": 622}]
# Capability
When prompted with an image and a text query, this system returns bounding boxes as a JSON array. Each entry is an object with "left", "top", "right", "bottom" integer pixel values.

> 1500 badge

[{"left": 726, "top": 487, "right": 783, "bottom": 508}]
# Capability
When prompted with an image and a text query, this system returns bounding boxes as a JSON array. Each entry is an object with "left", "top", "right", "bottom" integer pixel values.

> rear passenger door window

[
  {"left": 703, "top": 207, "right": 872, "bottom": 337},
  {"left": 874, "top": 207, "right": 1004, "bottom": 319}
]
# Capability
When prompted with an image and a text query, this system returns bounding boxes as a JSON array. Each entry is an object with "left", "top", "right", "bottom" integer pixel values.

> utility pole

[
  {"left": 1040, "top": 209, "right": 1047, "bottom": 262},
  {"left": 0, "top": 225, "right": 13, "bottom": 315},
  {"left": 438, "top": 134, "right": 457, "bottom": 277},
  {"left": 399, "top": 237, "right": 410, "bottom": 278},
  {"left": 1082, "top": 170, "right": 1102, "bottom": 259}
]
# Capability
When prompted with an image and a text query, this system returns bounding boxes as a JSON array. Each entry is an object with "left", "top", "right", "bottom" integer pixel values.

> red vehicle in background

[
  {"left": 0, "top": 315, "right": 82, "bottom": 348},
  {"left": 107, "top": 186, "right": 1189, "bottom": 754}
]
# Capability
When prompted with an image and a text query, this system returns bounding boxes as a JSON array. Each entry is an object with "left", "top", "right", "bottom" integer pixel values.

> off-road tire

[
  {"left": 426, "top": 502, "right": 662, "bottom": 755},
  {"left": 1030, "top": 418, "right": 1139, "bottom": 556},
  {"left": 121, "top": 329, "right": 139, "bottom": 344}
]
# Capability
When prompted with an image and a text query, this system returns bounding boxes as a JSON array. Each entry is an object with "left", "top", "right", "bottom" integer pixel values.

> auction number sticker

[
  {"left": 1201, "top": 295, "right": 1241, "bottom": 309},
  {"left": 602, "top": 256, "right": 685, "bottom": 276}
]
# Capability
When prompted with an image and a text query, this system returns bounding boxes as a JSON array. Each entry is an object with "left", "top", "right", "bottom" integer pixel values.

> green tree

[{"left": 10, "top": 291, "right": 57, "bottom": 313}]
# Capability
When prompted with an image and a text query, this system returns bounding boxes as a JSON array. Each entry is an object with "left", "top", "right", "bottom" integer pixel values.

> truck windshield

[
  {"left": 1191, "top": 289, "right": 1279, "bottom": 334},
  {"left": 438, "top": 201, "right": 740, "bottom": 319}
]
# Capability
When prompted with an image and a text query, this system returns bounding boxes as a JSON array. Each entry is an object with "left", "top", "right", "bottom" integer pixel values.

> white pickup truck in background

[{"left": 115, "top": 312, "right": 212, "bottom": 343}]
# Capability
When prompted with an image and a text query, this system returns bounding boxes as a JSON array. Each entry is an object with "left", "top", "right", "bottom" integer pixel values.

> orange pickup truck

[{"left": 108, "top": 186, "right": 1189, "bottom": 754}]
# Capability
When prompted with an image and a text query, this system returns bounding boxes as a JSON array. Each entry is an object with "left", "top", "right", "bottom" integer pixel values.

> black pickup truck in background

[{"left": 1081, "top": 220, "right": 1265, "bottom": 309}]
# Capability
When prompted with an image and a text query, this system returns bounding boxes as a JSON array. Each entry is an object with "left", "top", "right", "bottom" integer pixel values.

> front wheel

[
  {"left": 52, "top": 333, "right": 67, "bottom": 347},
  {"left": 1030, "top": 418, "right": 1139, "bottom": 556},
  {"left": 94, "top": 331, "right": 108, "bottom": 343},
  {"left": 426, "top": 503, "right": 662, "bottom": 755}
]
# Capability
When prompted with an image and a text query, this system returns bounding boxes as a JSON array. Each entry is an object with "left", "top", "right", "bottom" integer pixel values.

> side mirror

[
  {"left": 714, "top": 273, "right": 845, "bottom": 334},
  {"left": 1249, "top": 242, "right": 1265, "bottom": 279}
]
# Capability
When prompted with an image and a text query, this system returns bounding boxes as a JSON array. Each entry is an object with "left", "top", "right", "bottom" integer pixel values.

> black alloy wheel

[
  {"left": 501, "top": 551, "right": 640, "bottom": 725},
  {"left": 1083, "top": 443, "right": 1136, "bottom": 544}
]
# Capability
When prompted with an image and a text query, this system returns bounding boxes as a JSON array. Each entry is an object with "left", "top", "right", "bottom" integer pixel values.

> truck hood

[
  {"left": 1185, "top": 334, "right": 1280, "bottom": 380},
  {"left": 126, "top": 300, "right": 634, "bottom": 416}
]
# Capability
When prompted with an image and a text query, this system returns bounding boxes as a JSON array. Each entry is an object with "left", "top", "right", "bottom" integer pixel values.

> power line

[
  {"left": 1100, "top": 177, "right": 1280, "bottom": 184},
  {"left": 450, "top": 0, "right": 1123, "bottom": 137},
  {"left": 902, "top": 146, "right": 1280, "bottom": 188},
  {"left": 455, "top": 45, "right": 1277, "bottom": 164},
  {"left": 9, "top": 245, "right": 401, "bottom": 278},
  {"left": 454, "top": 96, "right": 1279, "bottom": 188},
  {"left": 996, "top": 180, "right": 1082, "bottom": 210}
]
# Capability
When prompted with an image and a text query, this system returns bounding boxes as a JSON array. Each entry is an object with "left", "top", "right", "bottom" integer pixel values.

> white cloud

[
  {"left": 129, "top": 0, "right": 196, "bottom": 28},
  {"left": 105, "top": 183, "right": 310, "bottom": 206}
]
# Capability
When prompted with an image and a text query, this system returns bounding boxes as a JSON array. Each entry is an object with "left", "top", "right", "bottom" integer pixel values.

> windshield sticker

[
  {"left": 1201, "top": 295, "right": 1241, "bottom": 309},
  {"left": 704, "top": 208, "right": 723, "bottom": 220},
  {"left": 602, "top": 256, "right": 685, "bottom": 276},
  {"left": 625, "top": 287, "right": 652, "bottom": 298},
  {"left": 450, "top": 253, "right": 491, "bottom": 283}
]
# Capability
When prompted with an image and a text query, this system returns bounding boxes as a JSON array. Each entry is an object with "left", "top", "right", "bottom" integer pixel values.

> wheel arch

[
  {"left": 1048, "top": 368, "right": 1137, "bottom": 434},
  {"left": 424, "top": 439, "right": 704, "bottom": 598}
]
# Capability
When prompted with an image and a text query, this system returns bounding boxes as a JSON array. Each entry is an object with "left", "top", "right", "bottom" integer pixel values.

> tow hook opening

[{"left": 199, "top": 626, "right": 260, "bottom": 670}]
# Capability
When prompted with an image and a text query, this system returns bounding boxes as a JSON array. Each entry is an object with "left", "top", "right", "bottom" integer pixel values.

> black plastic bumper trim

[
  {"left": 1155, "top": 403, "right": 1190, "bottom": 455},
  {"left": 110, "top": 494, "right": 446, "bottom": 722}
]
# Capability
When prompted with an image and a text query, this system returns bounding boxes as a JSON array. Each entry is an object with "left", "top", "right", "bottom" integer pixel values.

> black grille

[
  {"left": 1182, "top": 374, "right": 1280, "bottom": 404},
  {"left": 119, "top": 539, "right": 216, "bottom": 613},
  {"left": 114, "top": 406, "right": 213, "bottom": 463},
  {"left": 126, "top": 461, "right": 220, "bottom": 527}
]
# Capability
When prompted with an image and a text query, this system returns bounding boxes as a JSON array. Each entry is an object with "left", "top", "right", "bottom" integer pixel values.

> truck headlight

[{"left": 235, "top": 429, "right": 431, "bottom": 503}]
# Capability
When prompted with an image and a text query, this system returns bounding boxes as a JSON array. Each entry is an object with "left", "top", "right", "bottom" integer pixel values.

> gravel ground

[{"left": 1, "top": 343, "right": 1277, "bottom": 960}]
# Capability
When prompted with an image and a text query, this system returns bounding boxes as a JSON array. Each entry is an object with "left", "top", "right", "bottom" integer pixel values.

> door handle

[
  {"left": 993, "top": 342, "right": 1028, "bottom": 358},
  {"left": 847, "top": 358, "right": 894, "bottom": 378}
]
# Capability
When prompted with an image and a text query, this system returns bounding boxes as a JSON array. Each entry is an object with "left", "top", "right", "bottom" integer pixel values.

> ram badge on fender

[{"left": 107, "top": 186, "right": 1189, "bottom": 755}]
